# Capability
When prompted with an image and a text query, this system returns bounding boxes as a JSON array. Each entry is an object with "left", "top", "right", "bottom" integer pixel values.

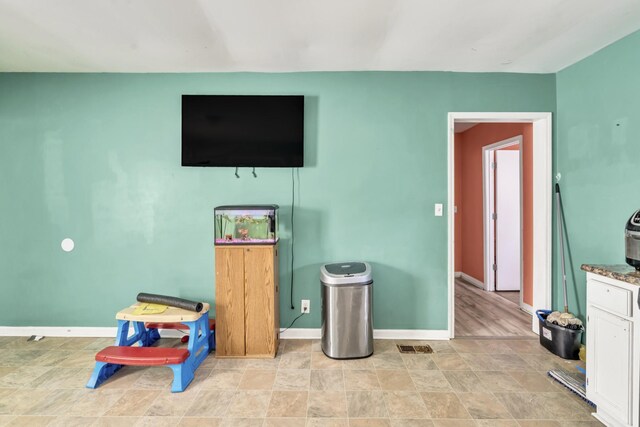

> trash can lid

[{"left": 320, "top": 262, "right": 372, "bottom": 286}]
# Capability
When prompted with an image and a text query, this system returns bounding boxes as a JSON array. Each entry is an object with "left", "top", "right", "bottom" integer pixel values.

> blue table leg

[
  {"left": 86, "top": 361, "right": 122, "bottom": 389},
  {"left": 169, "top": 314, "right": 211, "bottom": 392}
]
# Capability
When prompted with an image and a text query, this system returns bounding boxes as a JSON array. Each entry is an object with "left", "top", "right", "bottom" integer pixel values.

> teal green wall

[
  {"left": 0, "top": 72, "right": 555, "bottom": 328},
  {"left": 555, "top": 30, "right": 640, "bottom": 321}
]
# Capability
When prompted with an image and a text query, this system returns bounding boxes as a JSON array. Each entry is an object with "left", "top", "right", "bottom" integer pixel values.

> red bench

[
  {"left": 95, "top": 346, "right": 189, "bottom": 366},
  {"left": 145, "top": 318, "right": 216, "bottom": 346}
]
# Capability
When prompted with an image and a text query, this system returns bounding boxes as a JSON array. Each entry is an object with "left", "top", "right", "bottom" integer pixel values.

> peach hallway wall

[{"left": 455, "top": 123, "right": 533, "bottom": 306}]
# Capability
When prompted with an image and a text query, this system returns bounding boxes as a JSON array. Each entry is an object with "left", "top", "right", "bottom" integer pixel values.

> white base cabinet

[{"left": 586, "top": 272, "right": 639, "bottom": 427}]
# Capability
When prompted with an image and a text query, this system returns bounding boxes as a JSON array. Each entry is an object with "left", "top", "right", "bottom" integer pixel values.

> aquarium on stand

[{"left": 214, "top": 205, "right": 279, "bottom": 245}]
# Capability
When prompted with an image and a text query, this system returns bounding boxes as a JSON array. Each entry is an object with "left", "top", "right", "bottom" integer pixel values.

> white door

[
  {"left": 586, "top": 305, "right": 632, "bottom": 424},
  {"left": 495, "top": 150, "right": 521, "bottom": 291}
]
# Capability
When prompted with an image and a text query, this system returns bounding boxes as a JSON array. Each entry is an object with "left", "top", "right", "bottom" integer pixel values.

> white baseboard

[
  {"left": 0, "top": 326, "right": 449, "bottom": 341},
  {"left": 279, "top": 328, "right": 321, "bottom": 339},
  {"left": 280, "top": 328, "right": 450, "bottom": 340},
  {"left": 457, "top": 272, "right": 485, "bottom": 290},
  {"left": 0, "top": 326, "right": 184, "bottom": 338},
  {"left": 520, "top": 302, "right": 534, "bottom": 314}
]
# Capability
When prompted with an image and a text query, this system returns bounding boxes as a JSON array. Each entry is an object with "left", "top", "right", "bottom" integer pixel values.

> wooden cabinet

[
  {"left": 215, "top": 244, "right": 279, "bottom": 358},
  {"left": 586, "top": 273, "right": 638, "bottom": 427}
]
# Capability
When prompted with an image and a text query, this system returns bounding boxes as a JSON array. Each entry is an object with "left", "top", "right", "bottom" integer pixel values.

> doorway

[{"left": 448, "top": 113, "right": 552, "bottom": 338}]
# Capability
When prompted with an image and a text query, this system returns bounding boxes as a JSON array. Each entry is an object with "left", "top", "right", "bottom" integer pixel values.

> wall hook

[
  {"left": 235, "top": 167, "right": 240, "bottom": 179},
  {"left": 252, "top": 167, "right": 257, "bottom": 178}
]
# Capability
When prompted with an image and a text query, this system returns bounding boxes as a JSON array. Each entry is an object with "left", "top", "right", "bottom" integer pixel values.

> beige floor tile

[
  {"left": 489, "top": 354, "right": 530, "bottom": 371},
  {"left": 246, "top": 358, "right": 280, "bottom": 370},
  {"left": 310, "top": 370, "right": 344, "bottom": 391},
  {"left": 556, "top": 421, "right": 604, "bottom": 427},
  {"left": 284, "top": 340, "right": 312, "bottom": 353},
  {"left": 420, "top": 392, "right": 469, "bottom": 419},
  {"left": 201, "top": 369, "right": 244, "bottom": 390},
  {"left": 372, "top": 353, "right": 405, "bottom": 370},
  {"left": 378, "top": 370, "right": 415, "bottom": 391},
  {"left": 178, "top": 417, "right": 221, "bottom": 427},
  {"left": 104, "top": 389, "right": 160, "bottom": 416},
  {"left": 48, "top": 416, "right": 99, "bottom": 426},
  {"left": 538, "top": 393, "right": 594, "bottom": 421},
  {"left": 101, "top": 367, "right": 145, "bottom": 390},
  {"left": 137, "top": 416, "right": 181, "bottom": 426},
  {"left": 441, "top": 371, "right": 483, "bottom": 393},
  {"left": 200, "top": 355, "right": 217, "bottom": 369},
  {"left": 59, "top": 337, "right": 107, "bottom": 351},
  {"left": 505, "top": 340, "right": 549, "bottom": 354},
  {"left": 408, "top": 370, "right": 452, "bottom": 392},
  {"left": 4, "top": 415, "right": 55, "bottom": 426},
  {"left": 0, "top": 414, "right": 15, "bottom": 425},
  {"left": 26, "top": 367, "right": 81, "bottom": 389},
  {"left": 475, "top": 371, "right": 525, "bottom": 391},
  {"left": 494, "top": 392, "right": 556, "bottom": 420},
  {"left": 31, "top": 351, "right": 73, "bottom": 367},
  {"left": 279, "top": 353, "right": 311, "bottom": 370},
  {"left": 519, "top": 354, "right": 574, "bottom": 372},
  {"left": 346, "top": 391, "right": 388, "bottom": 418},
  {"left": 0, "top": 367, "right": 52, "bottom": 388},
  {"left": 457, "top": 392, "right": 512, "bottom": 419},
  {"left": 83, "top": 338, "right": 117, "bottom": 352},
  {"left": 311, "top": 341, "right": 322, "bottom": 352},
  {"left": 307, "top": 391, "right": 347, "bottom": 418},
  {"left": 185, "top": 389, "right": 234, "bottom": 417},
  {"left": 0, "top": 370, "right": 14, "bottom": 381},
  {"left": 344, "top": 369, "right": 380, "bottom": 390},
  {"left": 306, "top": 419, "right": 348, "bottom": 427},
  {"left": 401, "top": 354, "right": 438, "bottom": 370},
  {"left": 94, "top": 416, "right": 141, "bottom": 426},
  {"left": 0, "top": 350, "right": 48, "bottom": 367},
  {"left": 226, "top": 390, "right": 271, "bottom": 418},
  {"left": 311, "top": 353, "right": 343, "bottom": 370},
  {"left": 383, "top": 391, "right": 428, "bottom": 419},
  {"left": 57, "top": 350, "right": 97, "bottom": 369},
  {"left": 431, "top": 420, "right": 476, "bottom": 427},
  {"left": 431, "top": 354, "right": 469, "bottom": 371},
  {"left": 389, "top": 420, "right": 435, "bottom": 427},
  {"left": 342, "top": 357, "right": 374, "bottom": 370},
  {"left": 25, "top": 389, "right": 86, "bottom": 416},
  {"left": 66, "top": 388, "right": 124, "bottom": 416},
  {"left": 133, "top": 367, "right": 174, "bottom": 389},
  {"left": 238, "top": 369, "right": 276, "bottom": 390},
  {"left": 508, "top": 371, "right": 556, "bottom": 392},
  {"left": 0, "top": 390, "right": 50, "bottom": 415},
  {"left": 264, "top": 418, "right": 306, "bottom": 427},
  {"left": 374, "top": 340, "right": 398, "bottom": 354},
  {"left": 476, "top": 421, "right": 519, "bottom": 426},
  {"left": 349, "top": 419, "right": 391, "bottom": 427},
  {"left": 214, "top": 358, "right": 249, "bottom": 370},
  {"left": 516, "top": 422, "right": 562, "bottom": 427},
  {"left": 274, "top": 369, "right": 310, "bottom": 391},
  {"left": 144, "top": 391, "right": 198, "bottom": 417},
  {"left": 267, "top": 391, "right": 308, "bottom": 418},
  {"left": 217, "top": 418, "right": 264, "bottom": 427}
]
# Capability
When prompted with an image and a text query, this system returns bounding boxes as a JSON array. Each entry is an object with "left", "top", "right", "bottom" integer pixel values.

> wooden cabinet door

[
  {"left": 244, "top": 246, "right": 277, "bottom": 356},
  {"left": 215, "top": 247, "right": 246, "bottom": 357},
  {"left": 587, "top": 305, "right": 632, "bottom": 425}
]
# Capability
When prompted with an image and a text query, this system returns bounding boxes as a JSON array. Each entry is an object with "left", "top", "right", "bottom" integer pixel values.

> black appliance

[
  {"left": 181, "top": 95, "right": 304, "bottom": 167},
  {"left": 625, "top": 210, "right": 640, "bottom": 270}
]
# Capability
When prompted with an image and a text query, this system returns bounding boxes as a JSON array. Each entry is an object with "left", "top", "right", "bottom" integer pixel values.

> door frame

[
  {"left": 448, "top": 112, "right": 552, "bottom": 337},
  {"left": 482, "top": 135, "right": 522, "bottom": 294}
]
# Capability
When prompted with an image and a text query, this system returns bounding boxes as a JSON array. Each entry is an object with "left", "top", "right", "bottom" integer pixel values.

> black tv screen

[{"left": 182, "top": 95, "right": 304, "bottom": 167}]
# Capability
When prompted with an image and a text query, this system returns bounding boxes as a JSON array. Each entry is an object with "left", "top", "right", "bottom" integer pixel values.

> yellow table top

[{"left": 116, "top": 302, "right": 210, "bottom": 323}]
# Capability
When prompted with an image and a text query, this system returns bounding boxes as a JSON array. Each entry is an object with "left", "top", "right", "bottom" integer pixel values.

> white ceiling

[{"left": 1, "top": 0, "right": 639, "bottom": 73}]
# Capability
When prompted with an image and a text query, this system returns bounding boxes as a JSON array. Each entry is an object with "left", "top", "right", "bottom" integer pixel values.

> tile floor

[{"left": 0, "top": 336, "right": 602, "bottom": 426}]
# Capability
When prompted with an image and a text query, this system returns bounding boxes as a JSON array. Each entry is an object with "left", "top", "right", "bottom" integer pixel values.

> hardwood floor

[
  {"left": 455, "top": 278, "right": 535, "bottom": 338},
  {"left": 496, "top": 290, "right": 520, "bottom": 305}
]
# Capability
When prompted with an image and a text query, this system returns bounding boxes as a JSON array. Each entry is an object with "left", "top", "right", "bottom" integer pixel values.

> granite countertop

[{"left": 581, "top": 264, "right": 640, "bottom": 286}]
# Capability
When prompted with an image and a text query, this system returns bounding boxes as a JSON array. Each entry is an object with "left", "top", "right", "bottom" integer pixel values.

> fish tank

[{"left": 214, "top": 205, "right": 279, "bottom": 245}]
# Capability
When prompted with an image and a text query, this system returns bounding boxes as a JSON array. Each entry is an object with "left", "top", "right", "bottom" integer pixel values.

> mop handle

[{"left": 556, "top": 183, "right": 568, "bottom": 313}]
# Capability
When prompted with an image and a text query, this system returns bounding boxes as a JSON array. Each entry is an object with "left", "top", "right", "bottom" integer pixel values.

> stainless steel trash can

[{"left": 321, "top": 262, "right": 373, "bottom": 359}]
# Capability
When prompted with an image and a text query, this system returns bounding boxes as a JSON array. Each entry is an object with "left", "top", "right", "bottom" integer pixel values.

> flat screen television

[{"left": 182, "top": 95, "right": 304, "bottom": 167}]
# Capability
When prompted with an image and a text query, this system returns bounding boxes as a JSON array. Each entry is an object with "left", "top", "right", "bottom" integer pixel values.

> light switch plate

[{"left": 435, "top": 203, "right": 443, "bottom": 216}]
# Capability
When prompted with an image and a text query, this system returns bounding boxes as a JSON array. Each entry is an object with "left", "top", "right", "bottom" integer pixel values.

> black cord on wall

[{"left": 290, "top": 167, "right": 296, "bottom": 310}]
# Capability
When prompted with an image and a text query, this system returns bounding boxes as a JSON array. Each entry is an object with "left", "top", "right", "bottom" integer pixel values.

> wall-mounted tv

[{"left": 182, "top": 95, "right": 304, "bottom": 167}]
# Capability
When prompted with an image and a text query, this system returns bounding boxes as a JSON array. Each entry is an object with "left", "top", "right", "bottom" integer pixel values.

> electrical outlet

[{"left": 301, "top": 299, "right": 310, "bottom": 313}]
